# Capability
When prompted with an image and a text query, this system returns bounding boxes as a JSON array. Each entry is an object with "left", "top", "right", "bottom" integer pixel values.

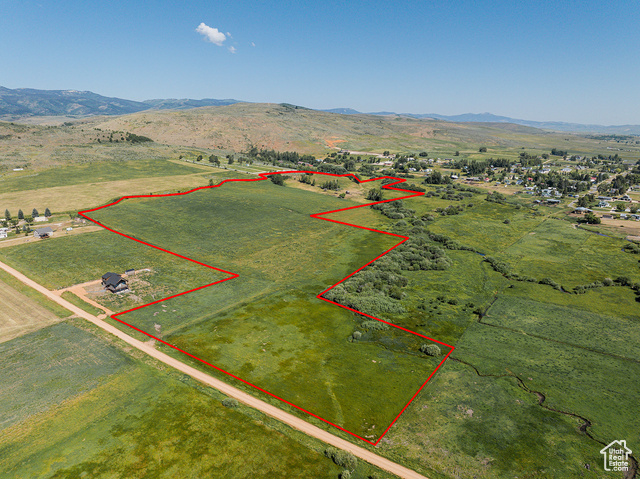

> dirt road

[{"left": 0, "top": 259, "right": 428, "bottom": 479}]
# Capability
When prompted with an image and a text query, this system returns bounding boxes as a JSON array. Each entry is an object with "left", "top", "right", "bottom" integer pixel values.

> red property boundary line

[{"left": 78, "top": 170, "right": 455, "bottom": 446}]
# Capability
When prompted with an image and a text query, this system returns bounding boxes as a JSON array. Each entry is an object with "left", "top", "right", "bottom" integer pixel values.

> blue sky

[{"left": 1, "top": 0, "right": 639, "bottom": 124}]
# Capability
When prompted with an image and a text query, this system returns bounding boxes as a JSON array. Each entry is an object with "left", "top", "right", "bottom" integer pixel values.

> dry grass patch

[{"left": 0, "top": 279, "right": 63, "bottom": 343}]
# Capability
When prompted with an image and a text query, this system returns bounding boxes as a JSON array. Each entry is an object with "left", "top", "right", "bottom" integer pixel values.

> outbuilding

[{"left": 34, "top": 227, "right": 53, "bottom": 239}]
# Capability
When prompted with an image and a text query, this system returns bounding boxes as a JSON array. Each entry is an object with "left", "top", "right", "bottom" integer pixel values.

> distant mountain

[
  {"left": 322, "top": 108, "right": 362, "bottom": 115},
  {"left": 0, "top": 86, "right": 149, "bottom": 117},
  {"left": 0, "top": 86, "right": 242, "bottom": 118},
  {"left": 142, "top": 98, "right": 241, "bottom": 110},
  {"left": 321, "top": 108, "right": 640, "bottom": 135},
  {"left": 2, "top": 87, "right": 638, "bottom": 135}
]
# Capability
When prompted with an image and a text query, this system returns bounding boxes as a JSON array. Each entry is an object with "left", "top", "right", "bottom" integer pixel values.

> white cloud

[
  {"left": 228, "top": 46, "right": 237, "bottom": 54},
  {"left": 195, "top": 22, "right": 226, "bottom": 46}
]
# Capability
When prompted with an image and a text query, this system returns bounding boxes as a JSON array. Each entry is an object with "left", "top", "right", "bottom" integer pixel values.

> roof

[
  {"left": 102, "top": 272, "right": 126, "bottom": 287},
  {"left": 35, "top": 226, "right": 53, "bottom": 234}
]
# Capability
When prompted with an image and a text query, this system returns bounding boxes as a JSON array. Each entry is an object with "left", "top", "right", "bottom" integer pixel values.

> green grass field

[
  {"left": 0, "top": 320, "right": 388, "bottom": 479},
  {"left": 1, "top": 177, "right": 448, "bottom": 441},
  {"left": 3, "top": 168, "right": 640, "bottom": 477}
]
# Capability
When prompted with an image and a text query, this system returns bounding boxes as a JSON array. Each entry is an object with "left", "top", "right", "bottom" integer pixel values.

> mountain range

[{"left": 1, "top": 86, "right": 638, "bottom": 135}]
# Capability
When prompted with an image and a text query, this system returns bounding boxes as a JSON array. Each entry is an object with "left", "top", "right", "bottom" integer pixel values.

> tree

[
  {"left": 577, "top": 195, "right": 589, "bottom": 208},
  {"left": 32, "top": 208, "right": 39, "bottom": 218},
  {"left": 269, "top": 175, "right": 285, "bottom": 186},
  {"left": 479, "top": 147, "right": 487, "bottom": 153},
  {"left": 383, "top": 150, "right": 390, "bottom": 156},
  {"left": 615, "top": 202, "right": 626, "bottom": 212},
  {"left": 25, "top": 215, "right": 34, "bottom": 225},
  {"left": 44, "top": 208, "right": 52, "bottom": 218},
  {"left": 227, "top": 154, "right": 235, "bottom": 165},
  {"left": 365, "top": 188, "right": 383, "bottom": 201},
  {"left": 196, "top": 155, "right": 203, "bottom": 162},
  {"left": 18, "top": 209, "right": 24, "bottom": 220},
  {"left": 454, "top": 151, "right": 460, "bottom": 156},
  {"left": 583, "top": 212, "right": 601, "bottom": 224},
  {"left": 4, "top": 209, "right": 10, "bottom": 221}
]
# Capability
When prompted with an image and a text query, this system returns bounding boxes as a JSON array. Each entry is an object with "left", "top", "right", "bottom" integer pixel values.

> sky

[{"left": 1, "top": 0, "right": 639, "bottom": 125}]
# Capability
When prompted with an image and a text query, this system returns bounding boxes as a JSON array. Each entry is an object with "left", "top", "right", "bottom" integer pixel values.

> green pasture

[
  {"left": 1, "top": 178, "right": 446, "bottom": 441},
  {"left": 452, "top": 322, "right": 640, "bottom": 457},
  {"left": 484, "top": 295, "right": 640, "bottom": 360},
  {"left": 0, "top": 321, "right": 375, "bottom": 479},
  {"left": 501, "top": 218, "right": 639, "bottom": 288},
  {"left": 0, "top": 322, "right": 131, "bottom": 431},
  {"left": 378, "top": 360, "right": 618, "bottom": 479},
  {"left": 427, "top": 200, "right": 546, "bottom": 254},
  {"left": 61, "top": 291, "right": 105, "bottom": 316}
]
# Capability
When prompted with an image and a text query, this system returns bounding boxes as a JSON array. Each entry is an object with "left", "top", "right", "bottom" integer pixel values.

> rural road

[{"left": 0, "top": 259, "right": 429, "bottom": 479}]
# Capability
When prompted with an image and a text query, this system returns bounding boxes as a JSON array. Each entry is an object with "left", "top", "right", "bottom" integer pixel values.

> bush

[
  {"left": 340, "top": 470, "right": 351, "bottom": 479},
  {"left": 615, "top": 276, "right": 632, "bottom": 286},
  {"left": 222, "top": 398, "right": 239, "bottom": 408},
  {"left": 324, "top": 448, "right": 357, "bottom": 471},
  {"left": 365, "top": 188, "right": 384, "bottom": 201},
  {"left": 539, "top": 277, "right": 562, "bottom": 290},
  {"left": 503, "top": 219, "right": 511, "bottom": 224},
  {"left": 352, "top": 331, "right": 362, "bottom": 340},
  {"left": 360, "top": 320, "right": 390, "bottom": 331},
  {"left": 420, "top": 344, "right": 441, "bottom": 356},
  {"left": 603, "top": 277, "right": 614, "bottom": 286}
]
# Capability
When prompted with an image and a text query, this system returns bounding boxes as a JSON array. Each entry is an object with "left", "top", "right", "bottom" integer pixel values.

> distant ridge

[
  {"left": 1, "top": 86, "right": 638, "bottom": 135},
  {"left": 0, "top": 86, "right": 243, "bottom": 118},
  {"left": 321, "top": 108, "right": 640, "bottom": 135},
  {"left": 142, "top": 98, "right": 242, "bottom": 110}
]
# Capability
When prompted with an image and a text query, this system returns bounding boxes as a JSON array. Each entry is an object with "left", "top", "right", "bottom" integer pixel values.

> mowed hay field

[
  {"left": 0, "top": 278, "right": 63, "bottom": 343},
  {"left": 0, "top": 159, "right": 220, "bottom": 214}
]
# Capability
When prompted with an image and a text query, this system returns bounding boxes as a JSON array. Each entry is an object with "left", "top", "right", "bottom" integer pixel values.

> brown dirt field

[
  {"left": 0, "top": 279, "right": 63, "bottom": 343},
  {"left": 598, "top": 218, "right": 640, "bottom": 236}
]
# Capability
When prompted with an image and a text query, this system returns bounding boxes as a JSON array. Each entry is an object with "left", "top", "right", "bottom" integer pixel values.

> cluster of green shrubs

[
  {"left": 397, "top": 182, "right": 426, "bottom": 192},
  {"left": 298, "top": 173, "right": 315, "bottom": 185},
  {"left": 324, "top": 228, "right": 460, "bottom": 316},
  {"left": 324, "top": 447, "right": 357, "bottom": 471},
  {"left": 321, "top": 179, "right": 341, "bottom": 190},
  {"left": 623, "top": 241, "right": 640, "bottom": 254},
  {"left": 484, "top": 257, "right": 640, "bottom": 295},
  {"left": 371, "top": 199, "right": 415, "bottom": 220},
  {"left": 485, "top": 191, "right": 507, "bottom": 204},
  {"left": 435, "top": 204, "right": 464, "bottom": 216},
  {"left": 360, "top": 320, "right": 390, "bottom": 331},
  {"left": 426, "top": 230, "right": 476, "bottom": 252},
  {"left": 317, "top": 163, "right": 348, "bottom": 175},
  {"left": 483, "top": 256, "right": 540, "bottom": 284},
  {"left": 420, "top": 343, "right": 441, "bottom": 356}
]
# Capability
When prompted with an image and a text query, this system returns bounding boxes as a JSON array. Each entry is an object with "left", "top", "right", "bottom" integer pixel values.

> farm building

[
  {"left": 101, "top": 272, "right": 129, "bottom": 293},
  {"left": 573, "top": 207, "right": 592, "bottom": 214},
  {"left": 0, "top": 228, "right": 8, "bottom": 239},
  {"left": 34, "top": 227, "right": 53, "bottom": 239}
]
